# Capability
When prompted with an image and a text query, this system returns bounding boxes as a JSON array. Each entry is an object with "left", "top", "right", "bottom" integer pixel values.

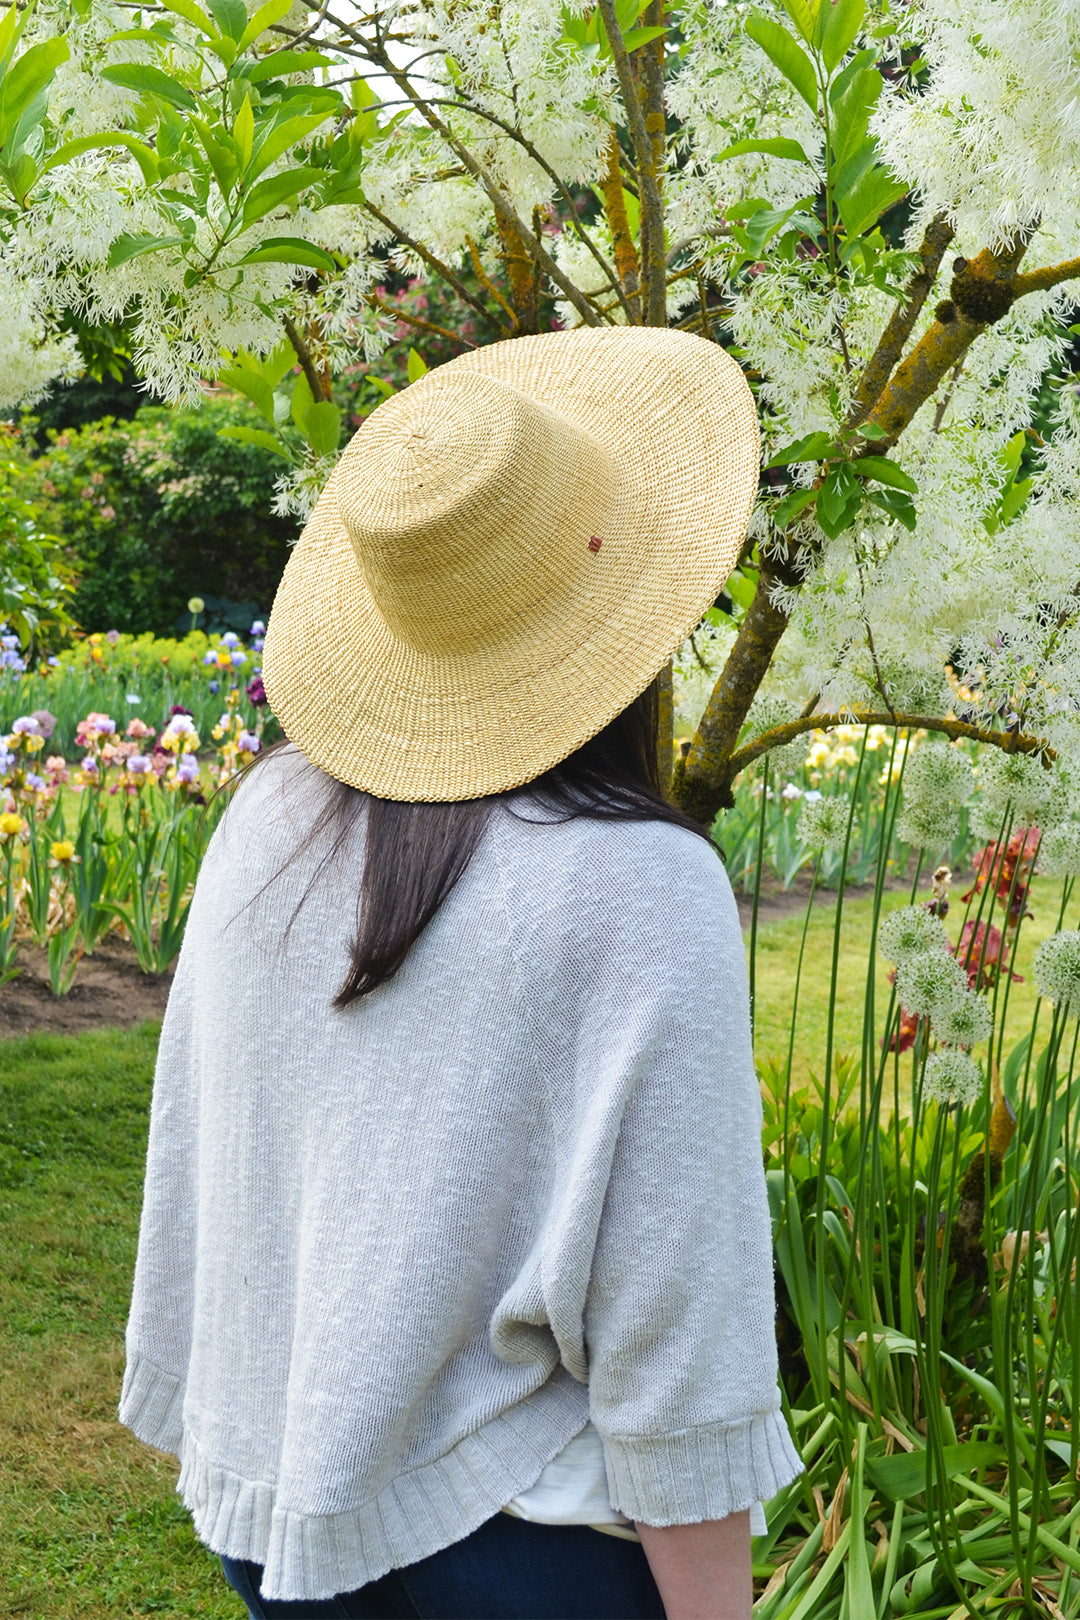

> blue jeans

[{"left": 221, "top": 1511, "right": 665, "bottom": 1619}]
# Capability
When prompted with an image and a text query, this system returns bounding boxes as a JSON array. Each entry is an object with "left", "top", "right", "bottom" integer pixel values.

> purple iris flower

[
  {"left": 32, "top": 710, "right": 57, "bottom": 738},
  {"left": 245, "top": 673, "right": 267, "bottom": 706},
  {"left": 11, "top": 716, "right": 42, "bottom": 736},
  {"left": 127, "top": 755, "right": 152, "bottom": 775},
  {"left": 25, "top": 772, "right": 46, "bottom": 791},
  {"left": 208, "top": 680, "right": 219, "bottom": 694},
  {"left": 220, "top": 632, "right": 240, "bottom": 649},
  {"left": 238, "top": 730, "right": 261, "bottom": 753},
  {"left": 176, "top": 754, "right": 200, "bottom": 782}
]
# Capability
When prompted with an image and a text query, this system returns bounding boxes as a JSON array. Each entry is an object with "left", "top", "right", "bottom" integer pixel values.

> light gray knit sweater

[{"left": 120, "top": 745, "right": 802, "bottom": 1601}]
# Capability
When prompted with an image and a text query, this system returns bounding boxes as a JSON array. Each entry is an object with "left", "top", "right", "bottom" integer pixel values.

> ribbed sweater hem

[
  {"left": 601, "top": 1406, "right": 804, "bottom": 1526},
  {"left": 120, "top": 1351, "right": 591, "bottom": 1601}
]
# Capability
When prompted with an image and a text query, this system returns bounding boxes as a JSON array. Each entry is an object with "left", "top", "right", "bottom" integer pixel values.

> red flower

[
  {"left": 962, "top": 826, "right": 1040, "bottom": 908},
  {"left": 952, "top": 920, "right": 1023, "bottom": 992}
]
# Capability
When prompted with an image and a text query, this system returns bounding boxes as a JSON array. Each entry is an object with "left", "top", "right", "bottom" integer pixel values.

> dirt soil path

[{"left": 0, "top": 938, "right": 174, "bottom": 1039}]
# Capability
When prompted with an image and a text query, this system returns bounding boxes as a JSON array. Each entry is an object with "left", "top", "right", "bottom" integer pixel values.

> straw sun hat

[{"left": 262, "top": 325, "right": 759, "bottom": 801}]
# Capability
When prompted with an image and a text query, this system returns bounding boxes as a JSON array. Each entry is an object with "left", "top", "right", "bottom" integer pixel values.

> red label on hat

[{"left": 588, "top": 535, "right": 603, "bottom": 552}]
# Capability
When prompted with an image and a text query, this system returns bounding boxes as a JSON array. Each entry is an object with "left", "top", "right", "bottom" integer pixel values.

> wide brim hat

[{"left": 262, "top": 326, "right": 759, "bottom": 801}]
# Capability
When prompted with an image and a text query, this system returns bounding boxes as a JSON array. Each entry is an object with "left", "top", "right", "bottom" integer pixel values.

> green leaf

[
  {"left": 775, "top": 0, "right": 817, "bottom": 45},
  {"left": 836, "top": 161, "right": 907, "bottom": 236},
  {"left": 106, "top": 232, "right": 184, "bottom": 269},
  {"left": 191, "top": 115, "right": 239, "bottom": 197},
  {"left": 772, "top": 487, "right": 817, "bottom": 527},
  {"left": 0, "top": 35, "right": 69, "bottom": 147},
  {"left": 854, "top": 454, "right": 917, "bottom": 492},
  {"left": 42, "top": 131, "right": 160, "bottom": 186},
  {"left": 857, "top": 420, "right": 887, "bottom": 440},
  {"left": 767, "top": 431, "right": 836, "bottom": 467},
  {"left": 816, "top": 465, "right": 862, "bottom": 537},
  {"left": 298, "top": 399, "right": 341, "bottom": 457},
  {"left": 239, "top": 235, "right": 337, "bottom": 271},
  {"left": 726, "top": 567, "right": 758, "bottom": 611},
  {"left": 865, "top": 489, "right": 917, "bottom": 530},
  {"left": 240, "top": 165, "right": 323, "bottom": 229},
  {"left": 248, "top": 111, "right": 340, "bottom": 180},
  {"left": 716, "top": 136, "right": 813, "bottom": 166},
  {"left": 217, "top": 424, "right": 295, "bottom": 461},
  {"left": 158, "top": 0, "right": 215, "bottom": 34},
  {"left": 828, "top": 46, "right": 877, "bottom": 105},
  {"left": 290, "top": 368, "right": 313, "bottom": 429},
  {"left": 237, "top": 49, "right": 330, "bottom": 85},
  {"left": 205, "top": 0, "right": 247, "bottom": 40},
  {"left": 234, "top": 94, "right": 254, "bottom": 170},
  {"left": 217, "top": 365, "right": 277, "bottom": 423},
  {"left": 865, "top": 1442, "right": 1005, "bottom": 1503},
  {"left": 620, "top": 24, "right": 669, "bottom": 52},
  {"left": 820, "top": 0, "right": 865, "bottom": 73},
  {"left": 0, "top": 4, "right": 26, "bottom": 75},
  {"left": 407, "top": 348, "right": 428, "bottom": 383},
  {"left": 745, "top": 15, "right": 818, "bottom": 112},
  {"left": 238, "top": 0, "right": 302, "bottom": 52},
  {"left": 101, "top": 62, "right": 197, "bottom": 111},
  {"left": 829, "top": 69, "right": 881, "bottom": 173}
]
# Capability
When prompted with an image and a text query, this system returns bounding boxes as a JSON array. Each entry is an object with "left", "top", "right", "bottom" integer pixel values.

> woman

[{"left": 121, "top": 327, "right": 803, "bottom": 1619}]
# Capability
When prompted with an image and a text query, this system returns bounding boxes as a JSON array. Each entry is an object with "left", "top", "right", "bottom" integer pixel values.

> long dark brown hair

[{"left": 238, "top": 678, "right": 712, "bottom": 1008}]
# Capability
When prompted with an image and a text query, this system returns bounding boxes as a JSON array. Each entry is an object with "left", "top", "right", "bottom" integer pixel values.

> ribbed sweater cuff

[{"left": 601, "top": 1408, "right": 803, "bottom": 1527}]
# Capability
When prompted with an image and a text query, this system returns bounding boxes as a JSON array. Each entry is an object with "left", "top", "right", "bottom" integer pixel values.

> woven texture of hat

[{"left": 263, "top": 326, "right": 759, "bottom": 801}]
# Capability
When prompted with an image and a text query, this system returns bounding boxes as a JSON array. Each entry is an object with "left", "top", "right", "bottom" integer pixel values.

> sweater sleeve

[{"left": 501, "top": 816, "right": 803, "bottom": 1526}]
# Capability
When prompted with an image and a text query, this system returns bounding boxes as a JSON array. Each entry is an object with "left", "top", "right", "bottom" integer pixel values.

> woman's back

[{"left": 122, "top": 744, "right": 798, "bottom": 1603}]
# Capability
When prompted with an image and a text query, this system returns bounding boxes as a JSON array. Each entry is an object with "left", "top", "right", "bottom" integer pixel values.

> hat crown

[{"left": 335, "top": 370, "right": 615, "bottom": 653}]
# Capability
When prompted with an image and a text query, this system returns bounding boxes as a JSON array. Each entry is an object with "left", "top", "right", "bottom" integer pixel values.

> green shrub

[{"left": 19, "top": 396, "right": 298, "bottom": 637}]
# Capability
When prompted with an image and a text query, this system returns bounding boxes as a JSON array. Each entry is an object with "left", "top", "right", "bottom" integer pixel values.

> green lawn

[
  {"left": 751, "top": 872, "right": 1073, "bottom": 1088},
  {"left": 0, "top": 1025, "right": 238, "bottom": 1619}
]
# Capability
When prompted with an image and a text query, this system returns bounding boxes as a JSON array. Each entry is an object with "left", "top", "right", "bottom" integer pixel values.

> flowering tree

[{"left": 4, "top": 0, "right": 1080, "bottom": 824}]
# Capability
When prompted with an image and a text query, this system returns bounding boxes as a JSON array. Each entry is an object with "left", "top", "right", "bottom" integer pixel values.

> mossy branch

[
  {"left": 728, "top": 710, "right": 1053, "bottom": 781},
  {"left": 598, "top": 0, "right": 667, "bottom": 327},
  {"left": 599, "top": 129, "right": 641, "bottom": 321},
  {"left": 845, "top": 212, "right": 955, "bottom": 428}
]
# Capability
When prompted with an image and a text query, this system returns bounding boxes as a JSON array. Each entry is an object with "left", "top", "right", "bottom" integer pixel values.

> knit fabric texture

[{"left": 120, "top": 745, "right": 803, "bottom": 1601}]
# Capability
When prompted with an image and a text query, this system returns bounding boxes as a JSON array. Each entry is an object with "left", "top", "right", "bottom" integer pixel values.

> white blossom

[
  {"left": 878, "top": 905, "right": 950, "bottom": 964},
  {"left": 1039, "top": 821, "right": 1080, "bottom": 878},
  {"left": 923, "top": 1048, "right": 984, "bottom": 1106},
  {"left": 933, "top": 993, "right": 994, "bottom": 1049},
  {"left": 797, "top": 795, "right": 850, "bottom": 851},
  {"left": 1034, "top": 930, "right": 1080, "bottom": 1016},
  {"left": 895, "top": 949, "right": 970, "bottom": 1020}
]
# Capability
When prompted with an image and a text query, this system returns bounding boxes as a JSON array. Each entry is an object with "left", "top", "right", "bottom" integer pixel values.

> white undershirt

[{"left": 503, "top": 1422, "right": 768, "bottom": 1540}]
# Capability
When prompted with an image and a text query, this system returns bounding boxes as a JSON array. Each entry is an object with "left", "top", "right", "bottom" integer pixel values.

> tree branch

[
  {"left": 727, "top": 710, "right": 1053, "bottom": 781},
  {"left": 362, "top": 39, "right": 602, "bottom": 327},
  {"left": 366, "top": 296, "right": 476, "bottom": 349},
  {"left": 844, "top": 211, "right": 955, "bottom": 428},
  {"left": 360, "top": 199, "right": 508, "bottom": 334},
  {"left": 598, "top": 0, "right": 667, "bottom": 326},
  {"left": 864, "top": 237, "right": 1031, "bottom": 451},
  {"left": 672, "top": 556, "right": 800, "bottom": 822},
  {"left": 1011, "top": 255, "right": 1080, "bottom": 299},
  {"left": 282, "top": 314, "right": 332, "bottom": 403},
  {"left": 598, "top": 127, "right": 641, "bottom": 321}
]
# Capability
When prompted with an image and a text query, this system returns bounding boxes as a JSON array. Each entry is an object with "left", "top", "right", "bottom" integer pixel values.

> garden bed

[{"left": 0, "top": 938, "right": 173, "bottom": 1039}]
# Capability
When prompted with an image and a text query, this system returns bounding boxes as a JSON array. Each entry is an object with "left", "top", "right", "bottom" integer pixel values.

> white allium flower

[
  {"left": 744, "top": 694, "right": 806, "bottom": 773},
  {"left": 878, "top": 906, "right": 950, "bottom": 964},
  {"left": 1034, "top": 930, "right": 1080, "bottom": 1017},
  {"left": 1039, "top": 822, "right": 1080, "bottom": 879},
  {"left": 797, "top": 796, "right": 849, "bottom": 851},
  {"left": 933, "top": 992, "right": 994, "bottom": 1049},
  {"left": 903, "top": 741, "right": 976, "bottom": 807},
  {"left": 977, "top": 750, "right": 1053, "bottom": 823},
  {"left": 894, "top": 949, "right": 970, "bottom": 1020},
  {"left": 923, "top": 1048, "right": 984, "bottom": 1107},
  {"left": 896, "top": 799, "right": 962, "bottom": 852}
]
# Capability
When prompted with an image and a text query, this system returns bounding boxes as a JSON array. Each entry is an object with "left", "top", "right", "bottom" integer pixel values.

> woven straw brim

[{"left": 263, "top": 327, "right": 759, "bottom": 801}]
